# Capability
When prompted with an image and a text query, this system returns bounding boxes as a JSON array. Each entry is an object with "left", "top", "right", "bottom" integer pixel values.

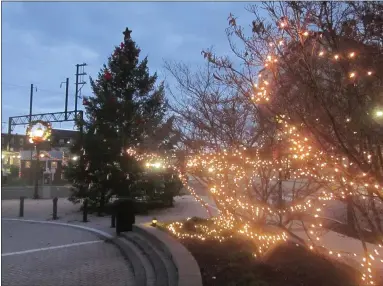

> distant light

[
  {"left": 34, "top": 128, "right": 44, "bottom": 138},
  {"left": 153, "top": 162, "right": 162, "bottom": 168},
  {"left": 17, "top": 155, "right": 21, "bottom": 159},
  {"left": 303, "top": 31, "right": 309, "bottom": 36},
  {"left": 40, "top": 154, "right": 45, "bottom": 158},
  {"left": 1, "top": 155, "right": 4, "bottom": 159},
  {"left": 72, "top": 156, "right": 78, "bottom": 161},
  {"left": 367, "top": 71, "right": 373, "bottom": 76},
  {"left": 376, "top": 111, "right": 383, "bottom": 117}
]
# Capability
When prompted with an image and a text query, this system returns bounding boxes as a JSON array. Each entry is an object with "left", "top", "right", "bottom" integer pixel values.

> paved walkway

[
  {"left": 1, "top": 220, "right": 134, "bottom": 286},
  {"left": 1, "top": 196, "right": 218, "bottom": 235},
  {"left": 2, "top": 195, "right": 382, "bottom": 282}
]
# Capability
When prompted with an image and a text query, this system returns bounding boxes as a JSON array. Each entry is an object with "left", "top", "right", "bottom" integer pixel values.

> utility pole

[
  {"left": 74, "top": 63, "right": 86, "bottom": 220},
  {"left": 28, "top": 83, "right": 38, "bottom": 198},
  {"left": 7, "top": 84, "right": 36, "bottom": 163},
  {"left": 29, "top": 84, "right": 37, "bottom": 123},
  {"left": 74, "top": 63, "right": 87, "bottom": 115},
  {"left": 60, "top": 78, "right": 70, "bottom": 120}
]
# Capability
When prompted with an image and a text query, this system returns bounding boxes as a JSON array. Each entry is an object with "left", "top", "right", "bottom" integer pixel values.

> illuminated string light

[{"left": 126, "top": 28, "right": 381, "bottom": 286}]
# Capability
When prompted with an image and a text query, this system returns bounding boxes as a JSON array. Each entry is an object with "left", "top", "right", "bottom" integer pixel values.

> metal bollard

[
  {"left": 82, "top": 199, "right": 88, "bottom": 222},
  {"left": 111, "top": 213, "right": 116, "bottom": 228},
  {"left": 52, "top": 197, "right": 58, "bottom": 220},
  {"left": 19, "top": 196, "right": 25, "bottom": 217}
]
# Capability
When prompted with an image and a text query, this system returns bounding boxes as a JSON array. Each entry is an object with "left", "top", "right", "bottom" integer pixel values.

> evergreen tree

[{"left": 65, "top": 28, "right": 181, "bottom": 213}]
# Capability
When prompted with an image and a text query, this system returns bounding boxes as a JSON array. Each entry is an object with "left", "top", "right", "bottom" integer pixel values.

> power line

[{"left": 1, "top": 82, "right": 68, "bottom": 96}]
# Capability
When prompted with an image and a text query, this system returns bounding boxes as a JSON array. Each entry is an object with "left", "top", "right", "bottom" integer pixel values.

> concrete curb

[{"left": 133, "top": 224, "right": 203, "bottom": 286}]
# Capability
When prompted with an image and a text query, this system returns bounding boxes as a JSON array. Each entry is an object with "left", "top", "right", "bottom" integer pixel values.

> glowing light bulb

[
  {"left": 34, "top": 128, "right": 44, "bottom": 138},
  {"left": 153, "top": 162, "right": 162, "bottom": 168}
]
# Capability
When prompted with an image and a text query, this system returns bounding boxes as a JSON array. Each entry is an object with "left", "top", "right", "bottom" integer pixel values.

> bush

[{"left": 9, "top": 165, "right": 19, "bottom": 178}]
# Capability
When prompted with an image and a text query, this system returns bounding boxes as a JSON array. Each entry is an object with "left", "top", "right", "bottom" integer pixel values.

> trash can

[{"left": 114, "top": 198, "right": 135, "bottom": 235}]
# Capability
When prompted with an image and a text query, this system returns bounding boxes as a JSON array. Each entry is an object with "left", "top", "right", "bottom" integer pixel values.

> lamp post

[
  {"left": 26, "top": 121, "right": 52, "bottom": 200},
  {"left": 34, "top": 143, "right": 41, "bottom": 199}
]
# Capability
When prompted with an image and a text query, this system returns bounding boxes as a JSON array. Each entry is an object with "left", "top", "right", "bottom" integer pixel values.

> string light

[{"left": 125, "top": 28, "right": 381, "bottom": 286}]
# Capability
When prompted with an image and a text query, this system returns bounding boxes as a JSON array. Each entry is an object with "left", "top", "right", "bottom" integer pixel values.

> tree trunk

[
  {"left": 98, "top": 190, "right": 106, "bottom": 216},
  {"left": 346, "top": 195, "right": 355, "bottom": 231}
]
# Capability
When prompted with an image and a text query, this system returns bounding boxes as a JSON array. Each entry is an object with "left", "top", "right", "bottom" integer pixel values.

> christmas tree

[{"left": 65, "top": 28, "right": 181, "bottom": 213}]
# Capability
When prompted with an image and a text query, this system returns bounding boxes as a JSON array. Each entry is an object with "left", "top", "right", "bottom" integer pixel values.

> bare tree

[
  {"left": 164, "top": 60, "right": 267, "bottom": 152},
  {"left": 197, "top": 2, "right": 383, "bottom": 284},
  {"left": 163, "top": 58, "right": 326, "bottom": 255}
]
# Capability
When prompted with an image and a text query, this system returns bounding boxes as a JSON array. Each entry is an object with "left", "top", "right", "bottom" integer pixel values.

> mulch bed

[{"left": 179, "top": 237, "right": 360, "bottom": 286}]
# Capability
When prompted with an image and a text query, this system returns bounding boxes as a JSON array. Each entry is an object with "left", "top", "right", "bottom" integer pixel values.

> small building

[
  {"left": 19, "top": 150, "right": 65, "bottom": 185},
  {"left": 1, "top": 129, "right": 79, "bottom": 182}
]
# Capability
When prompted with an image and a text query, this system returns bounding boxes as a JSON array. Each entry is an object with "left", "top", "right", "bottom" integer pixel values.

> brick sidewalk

[
  {"left": 3, "top": 195, "right": 381, "bottom": 282},
  {"left": 2, "top": 220, "right": 134, "bottom": 286}
]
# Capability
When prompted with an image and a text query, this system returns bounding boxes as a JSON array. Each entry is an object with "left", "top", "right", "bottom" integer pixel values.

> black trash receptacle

[{"left": 115, "top": 198, "right": 135, "bottom": 235}]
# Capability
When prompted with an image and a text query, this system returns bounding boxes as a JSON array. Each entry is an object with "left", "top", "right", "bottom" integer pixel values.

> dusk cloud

[{"left": 2, "top": 2, "right": 256, "bottom": 133}]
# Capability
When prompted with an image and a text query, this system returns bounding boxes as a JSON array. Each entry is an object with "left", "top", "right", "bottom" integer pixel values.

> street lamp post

[
  {"left": 26, "top": 121, "right": 52, "bottom": 200},
  {"left": 34, "top": 144, "right": 40, "bottom": 199}
]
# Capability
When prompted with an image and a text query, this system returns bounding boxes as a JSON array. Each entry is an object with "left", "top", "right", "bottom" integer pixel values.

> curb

[{"left": 133, "top": 224, "right": 203, "bottom": 286}]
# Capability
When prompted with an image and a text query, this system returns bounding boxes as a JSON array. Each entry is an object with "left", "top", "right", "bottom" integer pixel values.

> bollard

[
  {"left": 52, "top": 197, "right": 58, "bottom": 220},
  {"left": 111, "top": 213, "right": 116, "bottom": 228},
  {"left": 19, "top": 196, "right": 25, "bottom": 217},
  {"left": 83, "top": 199, "right": 88, "bottom": 222}
]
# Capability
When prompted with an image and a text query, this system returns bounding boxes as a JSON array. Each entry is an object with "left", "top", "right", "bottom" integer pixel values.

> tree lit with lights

[{"left": 162, "top": 2, "right": 383, "bottom": 285}]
